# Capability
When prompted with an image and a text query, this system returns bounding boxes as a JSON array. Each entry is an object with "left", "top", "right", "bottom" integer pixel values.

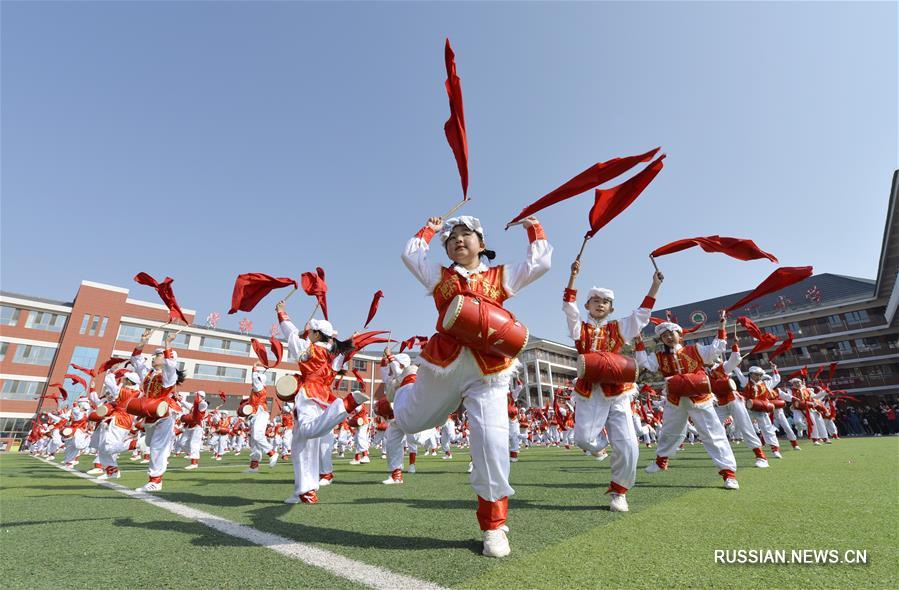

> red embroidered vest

[
  {"left": 420, "top": 266, "right": 514, "bottom": 375},
  {"left": 249, "top": 387, "right": 268, "bottom": 412},
  {"left": 297, "top": 345, "right": 337, "bottom": 407},
  {"left": 141, "top": 372, "right": 179, "bottom": 423},
  {"left": 574, "top": 320, "right": 631, "bottom": 398},
  {"left": 655, "top": 345, "right": 712, "bottom": 404},
  {"left": 708, "top": 364, "right": 736, "bottom": 405}
]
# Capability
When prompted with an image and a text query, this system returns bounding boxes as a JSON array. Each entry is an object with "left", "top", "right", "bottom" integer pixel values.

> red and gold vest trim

[
  {"left": 420, "top": 266, "right": 514, "bottom": 375},
  {"left": 656, "top": 345, "right": 712, "bottom": 404},
  {"left": 574, "top": 320, "right": 631, "bottom": 398}
]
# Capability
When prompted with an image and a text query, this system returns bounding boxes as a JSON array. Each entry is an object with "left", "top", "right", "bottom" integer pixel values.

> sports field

[{"left": 2, "top": 438, "right": 896, "bottom": 589}]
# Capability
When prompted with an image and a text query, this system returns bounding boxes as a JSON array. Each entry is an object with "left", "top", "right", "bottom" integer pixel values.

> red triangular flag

[
  {"left": 64, "top": 373, "right": 88, "bottom": 389},
  {"left": 586, "top": 155, "right": 665, "bottom": 238},
  {"left": 443, "top": 39, "right": 469, "bottom": 198},
  {"left": 134, "top": 272, "right": 190, "bottom": 325},
  {"left": 651, "top": 235, "right": 778, "bottom": 263},
  {"left": 229, "top": 273, "right": 298, "bottom": 314},
  {"left": 736, "top": 316, "right": 765, "bottom": 340},
  {"left": 364, "top": 290, "right": 384, "bottom": 328},
  {"left": 507, "top": 147, "right": 661, "bottom": 227},
  {"left": 682, "top": 321, "right": 706, "bottom": 335},
  {"left": 300, "top": 267, "right": 329, "bottom": 320},
  {"left": 726, "top": 267, "right": 814, "bottom": 312},
  {"left": 749, "top": 333, "right": 779, "bottom": 355},
  {"left": 251, "top": 336, "right": 284, "bottom": 369}
]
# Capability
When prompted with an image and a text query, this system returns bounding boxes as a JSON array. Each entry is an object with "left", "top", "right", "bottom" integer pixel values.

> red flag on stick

[
  {"left": 70, "top": 363, "right": 97, "bottom": 378},
  {"left": 726, "top": 267, "right": 814, "bottom": 312},
  {"left": 827, "top": 362, "right": 839, "bottom": 382},
  {"left": 229, "top": 273, "right": 297, "bottom": 314},
  {"left": 364, "top": 291, "right": 384, "bottom": 328},
  {"left": 251, "top": 335, "right": 284, "bottom": 369},
  {"left": 767, "top": 331, "right": 794, "bottom": 362},
  {"left": 736, "top": 317, "right": 766, "bottom": 340},
  {"left": 443, "top": 38, "right": 469, "bottom": 198},
  {"left": 585, "top": 155, "right": 665, "bottom": 238},
  {"left": 351, "top": 369, "right": 367, "bottom": 393},
  {"left": 64, "top": 373, "right": 88, "bottom": 389},
  {"left": 301, "top": 267, "right": 329, "bottom": 320},
  {"left": 651, "top": 235, "right": 778, "bottom": 263},
  {"left": 134, "top": 272, "right": 190, "bottom": 325},
  {"left": 507, "top": 147, "right": 661, "bottom": 227},
  {"left": 399, "top": 335, "right": 429, "bottom": 352},
  {"left": 218, "top": 391, "right": 227, "bottom": 404},
  {"left": 811, "top": 365, "right": 826, "bottom": 381},
  {"left": 749, "top": 334, "right": 779, "bottom": 355}
]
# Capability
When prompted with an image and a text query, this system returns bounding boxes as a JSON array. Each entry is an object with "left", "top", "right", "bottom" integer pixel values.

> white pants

[
  {"left": 715, "top": 400, "right": 762, "bottom": 449},
  {"left": 574, "top": 391, "right": 639, "bottom": 490},
  {"left": 145, "top": 416, "right": 175, "bottom": 478},
  {"left": 48, "top": 430, "right": 62, "bottom": 455},
  {"left": 773, "top": 408, "right": 797, "bottom": 441},
  {"left": 508, "top": 420, "right": 520, "bottom": 453},
  {"left": 394, "top": 352, "right": 513, "bottom": 502},
  {"left": 354, "top": 426, "right": 370, "bottom": 454},
  {"left": 749, "top": 411, "right": 780, "bottom": 450},
  {"left": 812, "top": 412, "right": 829, "bottom": 440},
  {"left": 98, "top": 423, "right": 131, "bottom": 468},
  {"left": 291, "top": 396, "right": 349, "bottom": 497},
  {"left": 187, "top": 427, "right": 204, "bottom": 460},
  {"left": 441, "top": 423, "right": 456, "bottom": 452},
  {"left": 825, "top": 418, "right": 838, "bottom": 437},
  {"left": 215, "top": 432, "right": 229, "bottom": 456},
  {"left": 319, "top": 431, "right": 334, "bottom": 475},
  {"left": 64, "top": 429, "right": 90, "bottom": 464},
  {"left": 248, "top": 412, "right": 273, "bottom": 462},
  {"left": 385, "top": 422, "right": 406, "bottom": 471},
  {"left": 792, "top": 410, "right": 809, "bottom": 436},
  {"left": 656, "top": 397, "right": 736, "bottom": 473}
]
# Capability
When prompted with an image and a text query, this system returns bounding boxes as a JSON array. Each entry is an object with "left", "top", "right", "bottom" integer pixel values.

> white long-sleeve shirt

[
  {"left": 563, "top": 300, "right": 652, "bottom": 345},
  {"left": 279, "top": 318, "right": 346, "bottom": 371},
  {"left": 401, "top": 224, "right": 552, "bottom": 297}
]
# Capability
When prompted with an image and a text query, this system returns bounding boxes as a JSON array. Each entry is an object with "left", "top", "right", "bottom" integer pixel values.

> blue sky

[{"left": 2, "top": 1, "right": 896, "bottom": 344}]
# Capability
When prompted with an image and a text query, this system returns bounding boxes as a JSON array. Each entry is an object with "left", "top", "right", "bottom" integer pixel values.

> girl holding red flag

[
  {"left": 131, "top": 329, "right": 187, "bottom": 492},
  {"left": 562, "top": 261, "right": 663, "bottom": 512},
  {"left": 275, "top": 301, "right": 368, "bottom": 504},
  {"left": 393, "top": 214, "right": 551, "bottom": 558},
  {"left": 635, "top": 311, "right": 740, "bottom": 490}
]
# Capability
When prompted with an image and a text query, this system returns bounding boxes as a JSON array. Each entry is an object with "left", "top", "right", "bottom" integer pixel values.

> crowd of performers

[{"left": 22, "top": 214, "right": 848, "bottom": 559}]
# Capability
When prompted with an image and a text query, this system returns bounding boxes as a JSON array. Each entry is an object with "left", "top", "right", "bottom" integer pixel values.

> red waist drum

[
  {"left": 745, "top": 398, "right": 775, "bottom": 413},
  {"left": 439, "top": 294, "right": 528, "bottom": 359},
  {"left": 276, "top": 374, "right": 303, "bottom": 402},
  {"left": 125, "top": 397, "right": 169, "bottom": 419},
  {"left": 666, "top": 373, "right": 712, "bottom": 399},
  {"left": 577, "top": 352, "right": 638, "bottom": 385}
]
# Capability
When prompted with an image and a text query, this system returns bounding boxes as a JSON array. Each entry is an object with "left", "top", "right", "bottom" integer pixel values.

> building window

[
  {"left": 79, "top": 313, "right": 91, "bottom": 335},
  {"left": 836, "top": 341, "right": 853, "bottom": 354},
  {"left": 88, "top": 315, "right": 100, "bottom": 336},
  {"left": 1, "top": 305, "right": 21, "bottom": 326},
  {"left": 352, "top": 359, "right": 368, "bottom": 372},
  {"left": 798, "top": 346, "right": 811, "bottom": 358},
  {"left": 199, "top": 337, "right": 250, "bottom": 356},
  {"left": 769, "top": 324, "right": 786, "bottom": 337},
  {"left": 117, "top": 324, "right": 146, "bottom": 343},
  {"left": 826, "top": 315, "right": 843, "bottom": 328},
  {"left": 0, "top": 379, "right": 42, "bottom": 400},
  {"left": 12, "top": 344, "right": 55, "bottom": 366},
  {"left": 844, "top": 310, "right": 870, "bottom": 324},
  {"left": 24, "top": 311, "right": 66, "bottom": 332},
  {"left": 0, "top": 342, "right": 6, "bottom": 361},
  {"left": 98, "top": 317, "right": 109, "bottom": 337},
  {"left": 787, "top": 322, "right": 801, "bottom": 333},
  {"left": 163, "top": 330, "right": 191, "bottom": 348},
  {"left": 193, "top": 364, "right": 247, "bottom": 382}
]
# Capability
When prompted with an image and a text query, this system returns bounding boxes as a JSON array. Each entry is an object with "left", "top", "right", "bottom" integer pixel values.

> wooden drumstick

[{"left": 442, "top": 198, "right": 468, "bottom": 221}]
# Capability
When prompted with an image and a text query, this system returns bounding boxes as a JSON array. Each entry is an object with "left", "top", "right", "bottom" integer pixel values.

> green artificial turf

[{"left": 1, "top": 438, "right": 896, "bottom": 589}]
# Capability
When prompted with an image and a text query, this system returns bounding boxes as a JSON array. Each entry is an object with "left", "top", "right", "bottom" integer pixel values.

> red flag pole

[{"left": 649, "top": 254, "right": 661, "bottom": 274}]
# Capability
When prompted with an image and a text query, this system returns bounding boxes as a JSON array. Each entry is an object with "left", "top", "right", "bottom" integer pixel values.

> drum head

[
  {"left": 95, "top": 404, "right": 109, "bottom": 418},
  {"left": 440, "top": 294, "right": 466, "bottom": 331},
  {"left": 240, "top": 404, "right": 253, "bottom": 416},
  {"left": 155, "top": 401, "right": 169, "bottom": 418},
  {"left": 61, "top": 427, "right": 74, "bottom": 437},
  {"left": 276, "top": 375, "right": 301, "bottom": 400}
]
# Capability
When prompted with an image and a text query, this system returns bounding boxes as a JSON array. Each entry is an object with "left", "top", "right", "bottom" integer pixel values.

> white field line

[{"left": 33, "top": 457, "right": 448, "bottom": 590}]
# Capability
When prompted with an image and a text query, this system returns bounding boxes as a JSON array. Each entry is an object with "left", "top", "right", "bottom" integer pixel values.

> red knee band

[{"left": 476, "top": 496, "right": 508, "bottom": 531}]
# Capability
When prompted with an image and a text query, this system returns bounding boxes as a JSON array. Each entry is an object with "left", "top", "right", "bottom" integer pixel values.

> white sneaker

[
  {"left": 814, "top": 441, "right": 822, "bottom": 446},
  {"left": 510, "top": 457, "right": 519, "bottom": 463},
  {"left": 755, "top": 458, "right": 769, "bottom": 469},
  {"left": 360, "top": 456, "right": 371, "bottom": 464},
  {"left": 96, "top": 473, "right": 109, "bottom": 480},
  {"left": 97, "top": 471, "right": 121, "bottom": 480},
  {"left": 407, "top": 464, "right": 416, "bottom": 473},
  {"left": 63, "top": 463, "right": 75, "bottom": 471},
  {"left": 319, "top": 478, "right": 332, "bottom": 486},
  {"left": 86, "top": 467, "right": 105, "bottom": 475},
  {"left": 773, "top": 451, "right": 783, "bottom": 459},
  {"left": 592, "top": 450, "right": 609, "bottom": 461},
  {"left": 793, "top": 445, "right": 802, "bottom": 451},
  {"left": 284, "top": 495, "right": 300, "bottom": 504},
  {"left": 609, "top": 493, "right": 629, "bottom": 513},
  {"left": 269, "top": 454, "right": 279, "bottom": 467},
  {"left": 349, "top": 459, "right": 361, "bottom": 465},
  {"left": 467, "top": 462, "right": 474, "bottom": 473},
  {"left": 482, "top": 528, "right": 511, "bottom": 558},
  {"left": 243, "top": 467, "right": 259, "bottom": 474},
  {"left": 724, "top": 478, "right": 740, "bottom": 490},
  {"left": 139, "top": 459, "right": 150, "bottom": 464},
  {"left": 184, "top": 464, "right": 198, "bottom": 470},
  {"left": 136, "top": 482, "right": 162, "bottom": 493},
  {"left": 382, "top": 477, "right": 403, "bottom": 485},
  {"left": 645, "top": 462, "right": 662, "bottom": 474},
  {"left": 381, "top": 454, "right": 387, "bottom": 459}
]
